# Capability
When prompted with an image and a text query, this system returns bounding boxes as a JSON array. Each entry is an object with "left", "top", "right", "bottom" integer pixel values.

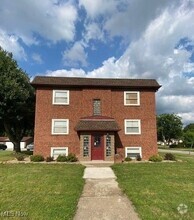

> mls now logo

[{"left": 177, "top": 203, "right": 188, "bottom": 215}]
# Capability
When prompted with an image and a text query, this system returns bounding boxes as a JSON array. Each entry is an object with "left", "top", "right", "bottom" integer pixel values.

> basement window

[
  {"left": 51, "top": 147, "right": 68, "bottom": 160},
  {"left": 125, "top": 147, "right": 142, "bottom": 159}
]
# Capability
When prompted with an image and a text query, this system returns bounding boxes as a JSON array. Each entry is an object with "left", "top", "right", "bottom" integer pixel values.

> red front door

[{"left": 91, "top": 134, "right": 104, "bottom": 160}]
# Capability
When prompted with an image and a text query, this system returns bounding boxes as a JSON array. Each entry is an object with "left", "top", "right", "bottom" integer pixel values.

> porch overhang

[{"left": 75, "top": 116, "right": 120, "bottom": 132}]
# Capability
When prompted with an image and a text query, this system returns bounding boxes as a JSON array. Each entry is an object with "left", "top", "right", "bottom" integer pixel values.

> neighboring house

[
  {"left": 0, "top": 137, "right": 33, "bottom": 150},
  {"left": 31, "top": 76, "right": 161, "bottom": 161}
]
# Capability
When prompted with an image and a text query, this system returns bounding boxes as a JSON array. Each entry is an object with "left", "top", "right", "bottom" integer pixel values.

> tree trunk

[{"left": 14, "top": 142, "right": 21, "bottom": 153}]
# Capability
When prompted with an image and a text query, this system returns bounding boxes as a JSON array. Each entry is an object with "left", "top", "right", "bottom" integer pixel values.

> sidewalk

[{"left": 74, "top": 166, "right": 140, "bottom": 220}]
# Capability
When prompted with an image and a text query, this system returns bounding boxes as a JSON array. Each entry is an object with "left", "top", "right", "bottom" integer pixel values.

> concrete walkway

[{"left": 74, "top": 166, "right": 140, "bottom": 220}]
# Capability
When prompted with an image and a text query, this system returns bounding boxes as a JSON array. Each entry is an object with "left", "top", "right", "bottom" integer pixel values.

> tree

[
  {"left": 157, "top": 114, "right": 183, "bottom": 145},
  {"left": 0, "top": 47, "right": 35, "bottom": 152},
  {"left": 183, "top": 131, "right": 194, "bottom": 148},
  {"left": 183, "top": 123, "right": 194, "bottom": 148},
  {"left": 183, "top": 123, "right": 194, "bottom": 133}
]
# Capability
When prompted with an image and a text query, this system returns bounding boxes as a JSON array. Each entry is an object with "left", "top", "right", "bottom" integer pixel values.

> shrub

[
  {"left": 149, "top": 154, "right": 163, "bottom": 162},
  {"left": 30, "top": 155, "right": 44, "bottom": 162},
  {"left": 56, "top": 155, "right": 68, "bottom": 162},
  {"left": 136, "top": 154, "right": 142, "bottom": 161},
  {"left": 67, "top": 153, "right": 78, "bottom": 162},
  {"left": 164, "top": 153, "right": 176, "bottom": 161},
  {"left": 15, "top": 153, "right": 25, "bottom": 161},
  {"left": 45, "top": 156, "right": 54, "bottom": 162},
  {"left": 124, "top": 157, "right": 132, "bottom": 162}
]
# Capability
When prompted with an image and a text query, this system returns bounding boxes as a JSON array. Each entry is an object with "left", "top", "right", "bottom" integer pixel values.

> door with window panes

[{"left": 91, "top": 133, "right": 104, "bottom": 160}]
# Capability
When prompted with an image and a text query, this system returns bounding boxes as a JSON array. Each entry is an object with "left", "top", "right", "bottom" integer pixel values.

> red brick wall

[
  {"left": 34, "top": 87, "right": 158, "bottom": 160},
  {"left": 111, "top": 90, "right": 158, "bottom": 160}
]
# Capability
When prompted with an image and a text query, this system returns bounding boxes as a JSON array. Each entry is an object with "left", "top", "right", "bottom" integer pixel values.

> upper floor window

[
  {"left": 53, "top": 90, "right": 69, "bottom": 105},
  {"left": 124, "top": 91, "right": 140, "bottom": 106},
  {"left": 52, "top": 119, "right": 69, "bottom": 135},
  {"left": 125, "top": 119, "right": 141, "bottom": 135},
  {"left": 93, "top": 99, "right": 101, "bottom": 116}
]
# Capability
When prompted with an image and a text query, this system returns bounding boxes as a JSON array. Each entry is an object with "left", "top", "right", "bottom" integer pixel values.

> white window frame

[
  {"left": 125, "top": 147, "right": 142, "bottom": 159},
  {"left": 52, "top": 90, "right": 69, "bottom": 105},
  {"left": 124, "top": 91, "right": 140, "bottom": 106},
  {"left": 51, "top": 147, "right": 68, "bottom": 160},
  {"left": 52, "top": 119, "right": 69, "bottom": 135},
  {"left": 124, "top": 119, "right": 141, "bottom": 135}
]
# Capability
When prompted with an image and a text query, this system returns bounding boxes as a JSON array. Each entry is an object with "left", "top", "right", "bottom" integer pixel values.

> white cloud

[
  {"left": 32, "top": 53, "right": 43, "bottom": 64},
  {"left": 49, "top": 0, "right": 194, "bottom": 124},
  {"left": 63, "top": 41, "right": 88, "bottom": 67},
  {"left": 84, "top": 22, "right": 104, "bottom": 43},
  {"left": 0, "top": 0, "right": 77, "bottom": 45},
  {"left": 46, "top": 68, "right": 86, "bottom": 77},
  {"left": 79, "top": 0, "right": 118, "bottom": 18},
  {"left": 0, "top": 29, "right": 27, "bottom": 60}
]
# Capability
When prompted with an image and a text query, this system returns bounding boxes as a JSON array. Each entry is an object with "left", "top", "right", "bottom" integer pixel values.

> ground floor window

[
  {"left": 124, "top": 119, "right": 141, "bottom": 135},
  {"left": 83, "top": 136, "right": 89, "bottom": 157},
  {"left": 125, "top": 147, "right": 142, "bottom": 159},
  {"left": 106, "top": 134, "right": 111, "bottom": 156},
  {"left": 51, "top": 147, "right": 68, "bottom": 160}
]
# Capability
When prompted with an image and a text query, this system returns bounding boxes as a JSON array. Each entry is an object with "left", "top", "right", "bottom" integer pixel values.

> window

[
  {"left": 83, "top": 136, "right": 89, "bottom": 157},
  {"left": 125, "top": 120, "right": 141, "bottom": 134},
  {"left": 93, "top": 99, "right": 101, "bottom": 115},
  {"left": 52, "top": 119, "right": 69, "bottom": 135},
  {"left": 51, "top": 147, "right": 68, "bottom": 160},
  {"left": 125, "top": 147, "right": 142, "bottom": 159},
  {"left": 53, "top": 90, "right": 69, "bottom": 105},
  {"left": 124, "top": 91, "right": 140, "bottom": 106},
  {"left": 106, "top": 134, "right": 111, "bottom": 156},
  {"left": 93, "top": 135, "right": 101, "bottom": 147}
]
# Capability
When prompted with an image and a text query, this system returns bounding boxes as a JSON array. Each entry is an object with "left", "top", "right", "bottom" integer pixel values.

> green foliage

[
  {"left": 169, "top": 142, "right": 185, "bottom": 148},
  {"left": 164, "top": 153, "right": 176, "bottom": 161},
  {"left": 66, "top": 153, "right": 78, "bottom": 162},
  {"left": 136, "top": 154, "right": 142, "bottom": 161},
  {"left": 56, "top": 153, "right": 78, "bottom": 162},
  {"left": 45, "top": 156, "right": 54, "bottom": 162},
  {"left": 56, "top": 155, "right": 68, "bottom": 162},
  {"left": 124, "top": 157, "right": 132, "bottom": 162},
  {"left": 157, "top": 114, "right": 183, "bottom": 145},
  {"left": 15, "top": 153, "right": 25, "bottom": 161},
  {"left": 149, "top": 154, "right": 163, "bottom": 162},
  {"left": 0, "top": 47, "right": 35, "bottom": 152},
  {"left": 183, "top": 123, "right": 194, "bottom": 132},
  {"left": 183, "top": 131, "right": 194, "bottom": 148},
  {"left": 30, "top": 155, "right": 44, "bottom": 162}
]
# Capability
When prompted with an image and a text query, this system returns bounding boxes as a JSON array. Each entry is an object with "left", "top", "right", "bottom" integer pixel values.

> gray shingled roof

[
  {"left": 31, "top": 76, "right": 161, "bottom": 90},
  {"left": 75, "top": 119, "right": 120, "bottom": 131}
]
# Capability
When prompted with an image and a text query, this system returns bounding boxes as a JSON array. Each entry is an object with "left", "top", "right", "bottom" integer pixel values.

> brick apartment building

[{"left": 31, "top": 76, "right": 161, "bottom": 162}]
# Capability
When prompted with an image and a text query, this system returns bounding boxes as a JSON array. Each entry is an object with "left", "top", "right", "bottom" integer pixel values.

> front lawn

[
  {"left": 112, "top": 154, "right": 194, "bottom": 220},
  {"left": 0, "top": 164, "right": 85, "bottom": 220},
  {"left": 0, "top": 150, "right": 15, "bottom": 162}
]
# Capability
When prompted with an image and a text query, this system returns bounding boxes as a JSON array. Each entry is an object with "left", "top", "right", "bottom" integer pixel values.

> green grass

[
  {"left": 0, "top": 150, "right": 15, "bottom": 161},
  {"left": 112, "top": 154, "right": 194, "bottom": 220},
  {"left": 0, "top": 150, "right": 33, "bottom": 162},
  {"left": 158, "top": 145, "right": 194, "bottom": 151},
  {"left": 0, "top": 164, "right": 85, "bottom": 220}
]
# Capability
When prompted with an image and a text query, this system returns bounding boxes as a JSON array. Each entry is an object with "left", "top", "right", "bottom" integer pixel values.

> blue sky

[{"left": 0, "top": 0, "right": 194, "bottom": 125}]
